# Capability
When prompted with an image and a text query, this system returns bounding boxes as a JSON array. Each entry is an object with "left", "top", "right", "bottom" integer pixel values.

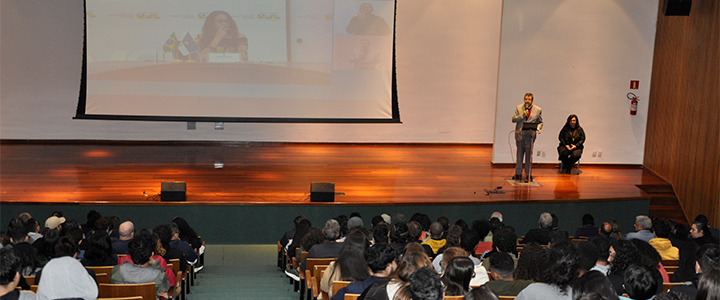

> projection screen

[{"left": 76, "top": 0, "right": 400, "bottom": 123}]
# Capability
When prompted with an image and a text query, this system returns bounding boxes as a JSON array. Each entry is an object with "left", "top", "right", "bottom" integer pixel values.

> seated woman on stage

[
  {"left": 557, "top": 114, "right": 585, "bottom": 174},
  {"left": 197, "top": 10, "right": 248, "bottom": 62}
]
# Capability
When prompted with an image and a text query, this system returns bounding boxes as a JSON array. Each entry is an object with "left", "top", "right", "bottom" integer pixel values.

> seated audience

[
  {"left": 690, "top": 220, "right": 719, "bottom": 247},
  {"left": 607, "top": 240, "right": 642, "bottom": 295},
  {"left": 465, "top": 285, "right": 501, "bottom": 300},
  {"left": 36, "top": 237, "right": 98, "bottom": 300},
  {"left": 669, "top": 243, "right": 719, "bottom": 299},
  {"left": 280, "top": 215, "right": 306, "bottom": 248},
  {"left": 626, "top": 215, "right": 654, "bottom": 242},
  {"left": 408, "top": 267, "right": 442, "bottom": 300},
  {"left": 111, "top": 231, "right": 170, "bottom": 298},
  {"left": 577, "top": 241, "right": 600, "bottom": 276},
  {"left": 649, "top": 218, "right": 679, "bottom": 260},
  {"left": 440, "top": 256, "right": 474, "bottom": 296},
  {"left": 694, "top": 267, "right": 718, "bottom": 300},
  {"left": 169, "top": 222, "right": 197, "bottom": 265},
  {"left": 520, "top": 212, "right": 553, "bottom": 245},
  {"left": 482, "top": 229, "right": 518, "bottom": 271},
  {"left": 372, "top": 223, "right": 390, "bottom": 244},
  {"left": 332, "top": 243, "right": 397, "bottom": 300},
  {"left": 171, "top": 217, "right": 202, "bottom": 250},
  {"left": 321, "top": 230, "right": 370, "bottom": 297},
  {"left": 514, "top": 242, "right": 547, "bottom": 282},
  {"left": 472, "top": 219, "right": 494, "bottom": 255},
  {"left": 620, "top": 264, "right": 659, "bottom": 300},
  {"left": 24, "top": 219, "right": 42, "bottom": 245},
  {"left": 589, "top": 236, "right": 613, "bottom": 275},
  {"left": 630, "top": 238, "right": 669, "bottom": 285},
  {"left": 299, "top": 219, "right": 343, "bottom": 272},
  {"left": 388, "top": 222, "right": 409, "bottom": 254},
  {"left": 0, "top": 248, "right": 37, "bottom": 300},
  {"left": 116, "top": 230, "right": 177, "bottom": 290},
  {"left": 112, "top": 221, "right": 134, "bottom": 255},
  {"left": 610, "top": 220, "right": 626, "bottom": 241},
  {"left": 421, "top": 222, "right": 446, "bottom": 256},
  {"left": 668, "top": 223, "right": 699, "bottom": 282},
  {"left": 286, "top": 218, "right": 312, "bottom": 261},
  {"left": 593, "top": 222, "right": 615, "bottom": 241},
  {"left": 575, "top": 214, "right": 599, "bottom": 239},
  {"left": 571, "top": 270, "right": 619, "bottom": 300},
  {"left": 383, "top": 250, "right": 432, "bottom": 300},
  {"left": 483, "top": 252, "right": 532, "bottom": 296},
  {"left": 154, "top": 224, "right": 187, "bottom": 273},
  {"left": 549, "top": 229, "right": 570, "bottom": 248},
  {"left": 81, "top": 231, "right": 118, "bottom": 266},
  {"left": 693, "top": 214, "right": 719, "bottom": 241},
  {"left": 516, "top": 241, "right": 580, "bottom": 300}
]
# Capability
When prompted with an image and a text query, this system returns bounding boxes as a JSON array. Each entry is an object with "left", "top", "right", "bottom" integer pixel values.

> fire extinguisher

[{"left": 627, "top": 92, "right": 639, "bottom": 115}]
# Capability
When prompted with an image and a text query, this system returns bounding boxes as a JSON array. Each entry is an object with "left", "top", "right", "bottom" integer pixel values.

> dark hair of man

[
  {"left": 542, "top": 241, "right": 580, "bottom": 294},
  {"left": 24, "top": 218, "right": 39, "bottom": 233},
  {"left": 0, "top": 248, "right": 21, "bottom": 285},
  {"left": 409, "top": 266, "right": 443, "bottom": 300},
  {"left": 653, "top": 291, "right": 692, "bottom": 300},
  {"left": 577, "top": 241, "right": 600, "bottom": 271},
  {"left": 333, "top": 230, "right": 370, "bottom": 281},
  {"left": 443, "top": 225, "right": 463, "bottom": 249},
  {"left": 335, "top": 215, "right": 348, "bottom": 226},
  {"left": 300, "top": 227, "right": 324, "bottom": 251},
  {"left": 550, "top": 229, "right": 570, "bottom": 246},
  {"left": 454, "top": 219, "right": 469, "bottom": 230},
  {"left": 695, "top": 243, "right": 720, "bottom": 272},
  {"left": 695, "top": 267, "right": 719, "bottom": 300},
  {"left": 653, "top": 219, "right": 672, "bottom": 238},
  {"left": 464, "top": 285, "right": 500, "bottom": 300},
  {"left": 460, "top": 228, "right": 481, "bottom": 254},
  {"left": 694, "top": 214, "right": 709, "bottom": 224},
  {"left": 84, "top": 231, "right": 114, "bottom": 262},
  {"left": 630, "top": 239, "right": 662, "bottom": 266},
  {"left": 429, "top": 222, "right": 443, "bottom": 238},
  {"left": 373, "top": 222, "right": 390, "bottom": 244},
  {"left": 590, "top": 236, "right": 613, "bottom": 263},
  {"left": 61, "top": 219, "right": 80, "bottom": 237},
  {"left": 551, "top": 213, "right": 560, "bottom": 229},
  {"left": 493, "top": 229, "right": 517, "bottom": 253},
  {"left": 6, "top": 217, "right": 24, "bottom": 233},
  {"left": 365, "top": 243, "right": 397, "bottom": 273},
  {"left": 293, "top": 215, "right": 307, "bottom": 228},
  {"left": 671, "top": 223, "right": 690, "bottom": 241},
  {"left": 489, "top": 218, "right": 505, "bottom": 234},
  {"left": 407, "top": 221, "right": 423, "bottom": 242},
  {"left": 94, "top": 217, "right": 112, "bottom": 232},
  {"left": 9, "top": 226, "right": 28, "bottom": 244},
  {"left": 371, "top": 215, "right": 385, "bottom": 228},
  {"left": 38, "top": 229, "right": 60, "bottom": 258},
  {"left": 515, "top": 242, "right": 548, "bottom": 281},
  {"left": 693, "top": 221, "right": 711, "bottom": 236},
  {"left": 623, "top": 264, "right": 659, "bottom": 300},
  {"left": 349, "top": 212, "right": 362, "bottom": 219},
  {"left": 441, "top": 256, "right": 474, "bottom": 296},
  {"left": 51, "top": 211, "right": 64, "bottom": 218},
  {"left": 128, "top": 232, "right": 155, "bottom": 265},
  {"left": 437, "top": 216, "right": 450, "bottom": 232},
  {"left": 416, "top": 214, "right": 432, "bottom": 232},
  {"left": 54, "top": 236, "right": 78, "bottom": 257},
  {"left": 609, "top": 239, "right": 640, "bottom": 275},
  {"left": 472, "top": 219, "right": 492, "bottom": 240},
  {"left": 582, "top": 214, "right": 595, "bottom": 226},
  {"left": 86, "top": 210, "right": 101, "bottom": 226},
  {"left": 489, "top": 252, "right": 515, "bottom": 279},
  {"left": 11, "top": 242, "right": 40, "bottom": 276},
  {"left": 389, "top": 222, "right": 409, "bottom": 243},
  {"left": 65, "top": 227, "right": 84, "bottom": 245},
  {"left": 571, "top": 270, "right": 619, "bottom": 300}
]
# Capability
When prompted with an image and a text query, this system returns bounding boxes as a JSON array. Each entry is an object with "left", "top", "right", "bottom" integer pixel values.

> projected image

[
  {"left": 334, "top": 1, "right": 394, "bottom": 36},
  {"left": 333, "top": 36, "right": 391, "bottom": 70}
]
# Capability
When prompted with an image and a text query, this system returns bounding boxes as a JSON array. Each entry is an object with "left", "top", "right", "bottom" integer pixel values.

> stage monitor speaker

[
  {"left": 161, "top": 181, "right": 186, "bottom": 201},
  {"left": 310, "top": 182, "right": 335, "bottom": 202},
  {"left": 663, "top": 0, "right": 691, "bottom": 16}
]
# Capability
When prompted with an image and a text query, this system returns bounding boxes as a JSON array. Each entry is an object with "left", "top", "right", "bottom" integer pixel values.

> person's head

[
  {"left": 24, "top": 218, "right": 40, "bottom": 234},
  {"left": 441, "top": 256, "right": 474, "bottom": 296},
  {"left": 566, "top": 114, "right": 580, "bottom": 129},
  {"left": 118, "top": 221, "right": 135, "bottom": 241},
  {"left": 371, "top": 215, "right": 385, "bottom": 228},
  {"left": 38, "top": 229, "right": 60, "bottom": 258},
  {"left": 653, "top": 291, "right": 692, "bottom": 300},
  {"left": 539, "top": 212, "right": 553, "bottom": 229},
  {"left": 464, "top": 285, "right": 500, "bottom": 300},
  {"left": 551, "top": 214, "right": 560, "bottom": 229},
  {"left": 365, "top": 244, "right": 398, "bottom": 275},
  {"left": 694, "top": 214, "right": 710, "bottom": 224},
  {"left": 590, "top": 236, "right": 613, "bottom": 264},
  {"left": 65, "top": 227, "right": 83, "bottom": 246},
  {"left": 348, "top": 216, "right": 364, "bottom": 230},
  {"left": 652, "top": 219, "right": 671, "bottom": 238},
  {"left": 571, "top": 270, "right": 619, "bottom": 300},
  {"left": 0, "top": 247, "right": 22, "bottom": 286},
  {"left": 599, "top": 222, "right": 612, "bottom": 236},
  {"left": 695, "top": 267, "right": 719, "bottom": 300},
  {"left": 543, "top": 241, "right": 580, "bottom": 294},
  {"left": 407, "top": 221, "right": 423, "bottom": 242},
  {"left": 45, "top": 216, "right": 66, "bottom": 230},
  {"left": 93, "top": 217, "right": 111, "bottom": 232},
  {"left": 334, "top": 229, "right": 371, "bottom": 281},
  {"left": 204, "top": 10, "right": 239, "bottom": 35},
  {"left": 608, "top": 239, "right": 640, "bottom": 274},
  {"left": 493, "top": 228, "right": 517, "bottom": 253},
  {"left": 390, "top": 251, "right": 431, "bottom": 283},
  {"left": 524, "top": 93, "right": 534, "bottom": 107},
  {"left": 549, "top": 229, "right": 570, "bottom": 247},
  {"left": 440, "top": 247, "right": 468, "bottom": 272},
  {"left": 445, "top": 225, "right": 463, "bottom": 248},
  {"left": 623, "top": 264, "right": 659, "bottom": 300},
  {"left": 85, "top": 210, "right": 101, "bottom": 227},
  {"left": 323, "top": 219, "right": 341, "bottom": 241},
  {"left": 690, "top": 221, "right": 710, "bottom": 239},
  {"left": 581, "top": 214, "right": 594, "bottom": 226},
  {"left": 577, "top": 242, "right": 600, "bottom": 273},
  {"left": 695, "top": 243, "right": 720, "bottom": 273},
  {"left": 168, "top": 222, "right": 180, "bottom": 241},
  {"left": 299, "top": 227, "right": 323, "bottom": 251},
  {"left": 488, "top": 252, "right": 515, "bottom": 280},
  {"left": 634, "top": 215, "right": 652, "bottom": 231},
  {"left": 84, "top": 230, "right": 114, "bottom": 260},
  {"left": 429, "top": 222, "right": 443, "bottom": 238},
  {"left": 630, "top": 238, "right": 662, "bottom": 266},
  {"left": 409, "top": 266, "right": 443, "bottom": 300},
  {"left": 490, "top": 212, "right": 503, "bottom": 222},
  {"left": 359, "top": 3, "right": 374, "bottom": 15},
  {"left": 54, "top": 236, "right": 78, "bottom": 258},
  {"left": 373, "top": 222, "right": 390, "bottom": 244},
  {"left": 415, "top": 214, "right": 432, "bottom": 232},
  {"left": 171, "top": 216, "right": 199, "bottom": 242},
  {"left": 153, "top": 224, "right": 173, "bottom": 247},
  {"left": 460, "top": 228, "right": 481, "bottom": 254},
  {"left": 128, "top": 231, "right": 155, "bottom": 266},
  {"left": 8, "top": 226, "right": 29, "bottom": 244},
  {"left": 391, "top": 213, "right": 407, "bottom": 226},
  {"left": 514, "top": 242, "right": 547, "bottom": 281},
  {"left": 389, "top": 222, "right": 409, "bottom": 243},
  {"left": 17, "top": 212, "right": 32, "bottom": 223},
  {"left": 472, "top": 219, "right": 492, "bottom": 240},
  {"left": 488, "top": 217, "right": 505, "bottom": 234},
  {"left": 293, "top": 215, "right": 307, "bottom": 228}
]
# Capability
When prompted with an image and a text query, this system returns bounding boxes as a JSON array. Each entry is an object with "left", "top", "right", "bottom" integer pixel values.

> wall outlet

[
  {"left": 598, "top": 150, "right": 602, "bottom": 158},
  {"left": 541, "top": 151, "right": 546, "bottom": 157},
  {"left": 592, "top": 151, "right": 598, "bottom": 157},
  {"left": 537, "top": 151, "right": 541, "bottom": 156}
]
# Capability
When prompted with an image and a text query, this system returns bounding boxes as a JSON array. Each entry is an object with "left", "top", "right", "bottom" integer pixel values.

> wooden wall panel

[{"left": 645, "top": 0, "right": 720, "bottom": 227}]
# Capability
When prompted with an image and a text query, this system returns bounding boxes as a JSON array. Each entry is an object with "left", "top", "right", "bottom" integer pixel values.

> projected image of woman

[{"left": 198, "top": 10, "right": 248, "bottom": 62}]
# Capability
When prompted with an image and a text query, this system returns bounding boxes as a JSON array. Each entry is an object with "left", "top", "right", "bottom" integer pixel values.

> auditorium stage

[{"left": 0, "top": 142, "right": 667, "bottom": 205}]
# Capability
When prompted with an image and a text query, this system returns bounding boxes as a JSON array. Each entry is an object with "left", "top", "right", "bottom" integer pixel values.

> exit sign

[{"left": 630, "top": 80, "right": 639, "bottom": 89}]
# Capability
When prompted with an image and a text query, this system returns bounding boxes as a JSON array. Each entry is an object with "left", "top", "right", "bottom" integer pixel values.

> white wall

[
  {"left": 492, "top": 0, "right": 657, "bottom": 164},
  {"left": 0, "top": 0, "right": 658, "bottom": 164}
]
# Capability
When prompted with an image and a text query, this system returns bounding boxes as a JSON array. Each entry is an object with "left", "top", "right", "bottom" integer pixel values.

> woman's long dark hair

[
  {"left": 83, "top": 231, "right": 116, "bottom": 264},
  {"left": 172, "top": 217, "right": 199, "bottom": 245},
  {"left": 572, "top": 270, "right": 620, "bottom": 300},
  {"left": 199, "top": 10, "right": 240, "bottom": 49},
  {"left": 563, "top": 114, "right": 580, "bottom": 130},
  {"left": 441, "top": 256, "right": 474, "bottom": 296},
  {"left": 542, "top": 241, "right": 580, "bottom": 294},
  {"left": 332, "top": 229, "right": 370, "bottom": 282},
  {"left": 609, "top": 239, "right": 641, "bottom": 275},
  {"left": 515, "top": 242, "right": 547, "bottom": 281}
]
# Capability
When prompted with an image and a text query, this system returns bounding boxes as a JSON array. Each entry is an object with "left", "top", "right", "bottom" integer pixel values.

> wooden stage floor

[{"left": 0, "top": 143, "right": 668, "bottom": 205}]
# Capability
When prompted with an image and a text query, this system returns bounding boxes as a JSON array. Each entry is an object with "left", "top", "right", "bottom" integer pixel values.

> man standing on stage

[{"left": 512, "top": 93, "right": 543, "bottom": 182}]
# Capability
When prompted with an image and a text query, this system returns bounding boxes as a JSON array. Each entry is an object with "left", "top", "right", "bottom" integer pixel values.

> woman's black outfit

[{"left": 557, "top": 125, "right": 585, "bottom": 173}]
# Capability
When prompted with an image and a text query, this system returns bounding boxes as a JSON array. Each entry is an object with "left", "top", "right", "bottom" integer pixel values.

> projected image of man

[
  {"left": 511, "top": 93, "right": 543, "bottom": 182},
  {"left": 349, "top": 39, "right": 380, "bottom": 70},
  {"left": 198, "top": 10, "right": 248, "bottom": 62},
  {"left": 346, "top": 3, "right": 391, "bottom": 36}
]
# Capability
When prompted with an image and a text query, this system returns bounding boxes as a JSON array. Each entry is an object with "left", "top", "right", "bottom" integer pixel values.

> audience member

[
  {"left": 383, "top": 251, "right": 431, "bottom": 300},
  {"left": 690, "top": 221, "right": 719, "bottom": 247},
  {"left": 24, "top": 219, "right": 42, "bottom": 245},
  {"left": 594, "top": 222, "right": 615, "bottom": 241},
  {"left": 440, "top": 256, "right": 474, "bottom": 296},
  {"left": 286, "top": 218, "right": 312, "bottom": 261},
  {"left": 333, "top": 243, "right": 397, "bottom": 300},
  {"left": 621, "top": 264, "right": 659, "bottom": 300},
  {"left": 577, "top": 242, "right": 600, "bottom": 276},
  {"left": 514, "top": 242, "right": 547, "bottom": 282},
  {"left": 572, "top": 270, "right": 619, "bottom": 300},
  {"left": 516, "top": 241, "right": 580, "bottom": 300},
  {"left": 11, "top": 243, "right": 41, "bottom": 277},
  {"left": 668, "top": 223, "right": 699, "bottom": 282},
  {"left": 43, "top": 216, "right": 65, "bottom": 233},
  {"left": 549, "top": 229, "right": 570, "bottom": 248},
  {"left": 280, "top": 215, "right": 306, "bottom": 248},
  {"left": 694, "top": 267, "right": 718, "bottom": 300},
  {"left": 693, "top": 214, "right": 719, "bottom": 241},
  {"left": 36, "top": 237, "right": 98, "bottom": 300},
  {"left": 116, "top": 230, "right": 177, "bottom": 293},
  {"left": 407, "top": 221, "right": 423, "bottom": 243},
  {"left": 172, "top": 217, "right": 203, "bottom": 249},
  {"left": 551, "top": 213, "right": 560, "bottom": 230},
  {"left": 112, "top": 221, "right": 134, "bottom": 255},
  {"left": 82, "top": 210, "right": 101, "bottom": 237},
  {"left": 520, "top": 212, "right": 553, "bottom": 245},
  {"left": 590, "top": 236, "right": 613, "bottom": 275},
  {"left": 389, "top": 222, "right": 409, "bottom": 254},
  {"left": 421, "top": 222, "right": 446, "bottom": 256},
  {"left": 321, "top": 230, "right": 370, "bottom": 297},
  {"left": 472, "top": 219, "right": 493, "bottom": 255},
  {"left": 80, "top": 231, "right": 117, "bottom": 266},
  {"left": 649, "top": 219, "right": 679, "bottom": 260},
  {"left": 626, "top": 216, "right": 654, "bottom": 242},
  {"left": 669, "top": 244, "right": 719, "bottom": 299},
  {"left": 610, "top": 220, "right": 626, "bottom": 241},
  {"left": 169, "top": 222, "right": 197, "bottom": 265},
  {"left": 484, "top": 252, "right": 532, "bottom": 296},
  {"left": 575, "top": 214, "right": 599, "bottom": 239},
  {"left": 154, "top": 224, "right": 187, "bottom": 273},
  {"left": 630, "top": 238, "right": 669, "bottom": 285},
  {"left": 435, "top": 225, "right": 462, "bottom": 255},
  {"left": 372, "top": 222, "right": 389, "bottom": 244},
  {"left": 299, "top": 219, "right": 343, "bottom": 272},
  {"left": 482, "top": 229, "right": 518, "bottom": 270},
  {"left": 0, "top": 248, "right": 36, "bottom": 300},
  {"left": 408, "top": 267, "right": 442, "bottom": 300},
  {"left": 111, "top": 230, "right": 170, "bottom": 298},
  {"left": 465, "top": 285, "right": 501, "bottom": 300},
  {"left": 437, "top": 216, "right": 450, "bottom": 239}
]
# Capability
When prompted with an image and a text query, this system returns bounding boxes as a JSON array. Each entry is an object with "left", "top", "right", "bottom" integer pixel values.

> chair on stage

[
  {"left": 98, "top": 282, "right": 155, "bottom": 300},
  {"left": 559, "top": 159, "right": 581, "bottom": 175}
]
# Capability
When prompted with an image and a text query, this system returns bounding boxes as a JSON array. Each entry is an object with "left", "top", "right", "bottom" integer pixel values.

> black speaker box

[
  {"left": 663, "top": 0, "right": 691, "bottom": 16},
  {"left": 161, "top": 181, "right": 186, "bottom": 201},
  {"left": 310, "top": 182, "right": 335, "bottom": 202}
]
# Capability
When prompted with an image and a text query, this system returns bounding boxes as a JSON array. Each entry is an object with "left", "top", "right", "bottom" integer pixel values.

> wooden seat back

[
  {"left": 345, "top": 294, "right": 361, "bottom": 300},
  {"left": 331, "top": 281, "right": 351, "bottom": 297},
  {"left": 499, "top": 296, "right": 516, "bottom": 300},
  {"left": 662, "top": 259, "right": 680, "bottom": 266},
  {"left": 95, "top": 272, "right": 110, "bottom": 284},
  {"left": 87, "top": 266, "right": 115, "bottom": 276},
  {"left": 444, "top": 296, "right": 464, "bottom": 300},
  {"left": 98, "top": 282, "right": 156, "bottom": 300},
  {"left": 662, "top": 282, "right": 685, "bottom": 292},
  {"left": 24, "top": 276, "right": 35, "bottom": 286}
]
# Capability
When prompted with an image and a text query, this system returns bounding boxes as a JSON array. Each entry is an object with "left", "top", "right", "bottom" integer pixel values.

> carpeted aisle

[{"left": 190, "top": 245, "right": 298, "bottom": 300}]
